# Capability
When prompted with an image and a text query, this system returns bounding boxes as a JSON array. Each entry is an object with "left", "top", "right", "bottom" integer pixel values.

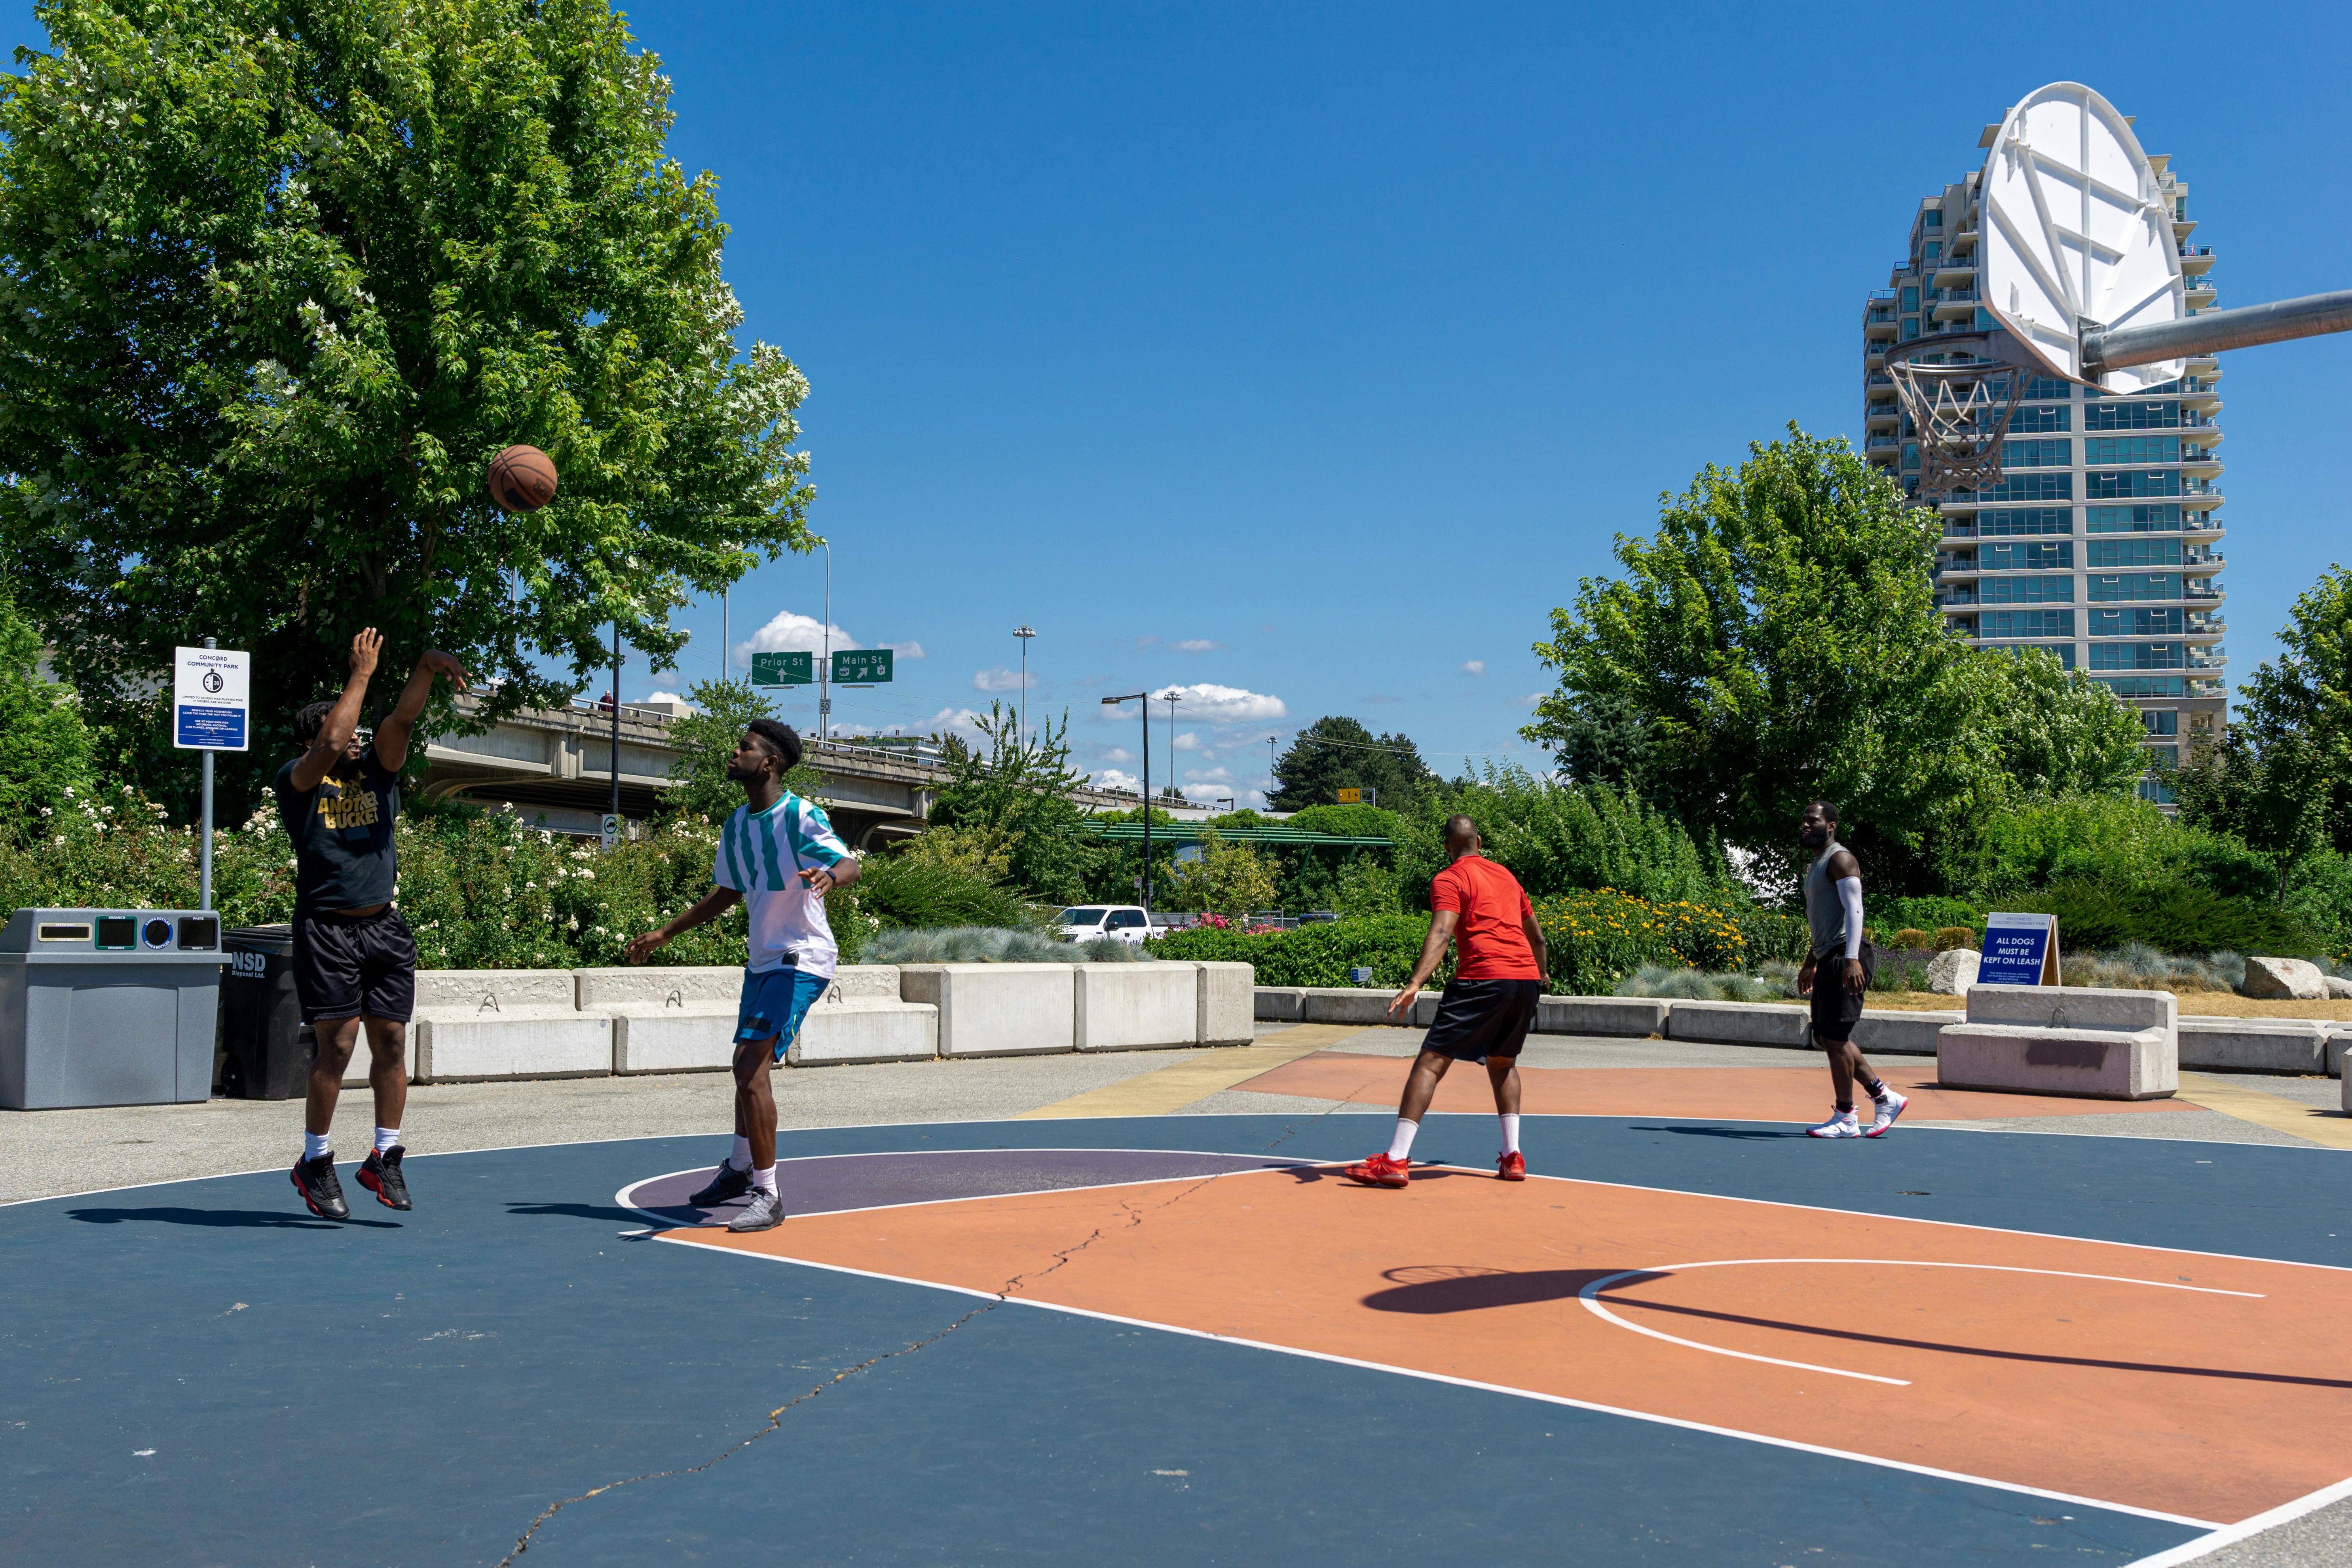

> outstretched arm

[
  {"left": 289, "top": 630, "right": 382, "bottom": 793},
  {"left": 1387, "top": 909, "right": 1459, "bottom": 1019},
  {"left": 625, "top": 887, "right": 743, "bottom": 964},
  {"left": 372, "top": 649, "right": 471, "bottom": 773}
]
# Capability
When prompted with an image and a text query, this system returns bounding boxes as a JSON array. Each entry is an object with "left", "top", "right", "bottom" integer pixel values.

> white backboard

[
  {"left": 173, "top": 645, "right": 251, "bottom": 751},
  {"left": 1978, "top": 82, "right": 2185, "bottom": 391}
]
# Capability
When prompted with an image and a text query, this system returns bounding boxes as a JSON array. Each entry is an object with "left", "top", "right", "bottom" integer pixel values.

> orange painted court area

[
  {"left": 682, "top": 1166, "right": 2352, "bottom": 1525},
  {"left": 1237, "top": 1050, "right": 2193, "bottom": 1122}
]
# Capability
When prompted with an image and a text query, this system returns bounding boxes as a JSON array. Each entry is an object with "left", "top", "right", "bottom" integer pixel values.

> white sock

[
  {"left": 303, "top": 1130, "right": 330, "bottom": 1162},
  {"left": 1386, "top": 1118, "right": 1419, "bottom": 1161},
  {"left": 374, "top": 1126, "right": 399, "bottom": 1154},
  {"left": 750, "top": 1164, "right": 778, "bottom": 1193},
  {"left": 1499, "top": 1113, "right": 1521, "bottom": 1156},
  {"left": 729, "top": 1135, "right": 752, "bottom": 1172}
]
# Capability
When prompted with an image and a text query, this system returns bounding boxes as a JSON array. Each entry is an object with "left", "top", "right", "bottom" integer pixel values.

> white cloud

[
  {"left": 1517, "top": 691, "right": 1546, "bottom": 707},
  {"left": 972, "top": 666, "right": 1035, "bottom": 693},
  {"left": 1172, "top": 731, "right": 1203, "bottom": 752},
  {"left": 733, "top": 610, "right": 855, "bottom": 669},
  {"left": 1183, "top": 765, "right": 1236, "bottom": 784},
  {"left": 1114, "top": 683, "right": 1286, "bottom": 725},
  {"left": 1174, "top": 639, "right": 1221, "bottom": 653},
  {"left": 885, "top": 640, "right": 926, "bottom": 660},
  {"left": 642, "top": 690, "right": 693, "bottom": 711},
  {"left": 1098, "top": 746, "right": 1131, "bottom": 764},
  {"left": 1459, "top": 660, "right": 1486, "bottom": 677},
  {"left": 1091, "top": 768, "right": 1141, "bottom": 793}
]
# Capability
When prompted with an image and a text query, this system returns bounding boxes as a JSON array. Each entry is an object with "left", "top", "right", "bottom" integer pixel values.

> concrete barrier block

[
  {"left": 2326, "top": 1027, "right": 2351, "bottom": 1079},
  {"left": 790, "top": 1000, "right": 938, "bottom": 1066},
  {"left": 1198, "top": 962, "right": 1254, "bottom": 1045},
  {"left": 2177, "top": 1018, "right": 2328, "bottom": 1075},
  {"left": 1300, "top": 987, "right": 1399, "bottom": 1027},
  {"left": 1536, "top": 997, "right": 1667, "bottom": 1038},
  {"left": 1964, "top": 985, "right": 2175, "bottom": 1035},
  {"left": 609, "top": 1006, "right": 736, "bottom": 1074},
  {"left": 826, "top": 964, "right": 902, "bottom": 1002},
  {"left": 573, "top": 966, "right": 739, "bottom": 1009},
  {"left": 1937, "top": 1022, "right": 2175, "bottom": 1100},
  {"left": 1254, "top": 987, "right": 1305, "bottom": 1021},
  {"left": 898, "top": 964, "right": 1075, "bottom": 1057},
  {"left": 1850, "top": 1010, "right": 1961, "bottom": 1056},
  {"left": 414, "top": 1009, "right": 613, "bottom": 1082},
  {"left": 1665, "top": 1000, "right": 1813, "bottom": 1048},
  {"left": 1075, "top": 962, "right": 1199, "bottom": 1052},
  {"left": 1412, "top": 993, "right": 1440, "bottom": 1028},
  {"left": 413, "top": 969, "right": 576, "bottom": 1012}
]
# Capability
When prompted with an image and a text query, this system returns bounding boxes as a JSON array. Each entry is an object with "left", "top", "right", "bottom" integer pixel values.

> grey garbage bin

[
  {"left": 0, "top": 907, "right": 228, "bottom": 1109},
  {"left": 221, "top": 924, "right": 310, "bottom": 1100}
]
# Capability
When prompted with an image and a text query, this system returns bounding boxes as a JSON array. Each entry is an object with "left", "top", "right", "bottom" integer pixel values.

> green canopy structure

[{"left": 1085, "top": 823, "right": 1391, "bottom": 849}]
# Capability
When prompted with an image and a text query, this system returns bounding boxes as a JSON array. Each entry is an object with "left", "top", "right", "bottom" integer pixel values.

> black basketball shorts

[
  {"left": 292, "top": 906, "right": 418, "bottom": 1025},
  {"left": 1807, "top": 943, "right": 1878, "bottom": 1044},
  {"left": 1421, "top": 978, "right": 1543, "bottom": 1064}
]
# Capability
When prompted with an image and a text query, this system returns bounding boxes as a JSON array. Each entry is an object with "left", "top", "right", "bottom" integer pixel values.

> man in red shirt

[{"left": 1344, "top": 815, "right": 1548, "bottom": 1187}]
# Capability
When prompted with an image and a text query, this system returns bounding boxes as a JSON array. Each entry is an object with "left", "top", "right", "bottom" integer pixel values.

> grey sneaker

[
  {"left": 689, "top": 1160, "right": 754, "bottom": 1207},
  {"left": 726, "top": 1187, "right": 785, "bottom": 1232}
]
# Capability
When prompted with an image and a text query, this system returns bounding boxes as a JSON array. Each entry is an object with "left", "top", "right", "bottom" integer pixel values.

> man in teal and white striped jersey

[{"left": 627, "top": 718, "right": 860, "bottom": 1230}]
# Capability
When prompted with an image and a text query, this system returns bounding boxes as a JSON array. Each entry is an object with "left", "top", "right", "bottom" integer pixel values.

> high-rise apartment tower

[{"left": 1862, "top": 118, "right": 2225, "bottom": 795}]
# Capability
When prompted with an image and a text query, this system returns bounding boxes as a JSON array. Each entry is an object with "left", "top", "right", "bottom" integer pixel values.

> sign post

[
  {"left": 1978, "top": 912, "right": 2060, "bottom": 986},
  {"left": 173, "top": 642, "right": 251, "bottom": 912},
  {"left": 600, "top": 813, "right": 622, "bottom": 852},
  {"left": 751, "top": 651, "right": 814, "bottom": 687}
]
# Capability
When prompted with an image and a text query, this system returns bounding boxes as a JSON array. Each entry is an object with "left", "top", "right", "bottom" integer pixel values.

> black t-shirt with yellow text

[{"left": 276, "top": 748, "right": 400, "bottom": 913}]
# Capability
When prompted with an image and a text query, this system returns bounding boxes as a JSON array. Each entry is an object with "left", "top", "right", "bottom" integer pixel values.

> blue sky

[{"left": 14, "top": 3, "right": 2350, "bottom": 804}]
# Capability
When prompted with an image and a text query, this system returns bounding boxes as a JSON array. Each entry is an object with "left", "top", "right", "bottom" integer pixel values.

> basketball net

[{"left": 1885, "top": 350, "right": 2029, "bottom": 502}]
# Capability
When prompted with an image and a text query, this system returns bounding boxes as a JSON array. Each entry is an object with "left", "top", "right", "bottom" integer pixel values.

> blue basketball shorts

[{"left": 737, "top": 966, "right": 831, "bottom": 1061}]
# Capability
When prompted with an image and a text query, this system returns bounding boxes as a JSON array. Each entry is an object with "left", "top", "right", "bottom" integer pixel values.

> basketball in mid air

[{"left": 488, "top": 445, "right": 559, "bottom": 512}]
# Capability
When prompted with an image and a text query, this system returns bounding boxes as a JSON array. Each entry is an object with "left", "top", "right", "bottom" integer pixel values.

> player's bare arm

[
  {"left": 1387, "top": 909, "right": 1460, "bottom": 1019},
  {"left": 1520, "top": 905, "right": 1549, "bottom": 982},
  {"left": 372, "top": 650, "right": 471, "bottom": 772},
  {"left": 626, "top": 887, "right": 743, "bottom": 964},
  {"left": 798, "top": 857, "right": 863, "bottom": 895},
  {"left": 290, "top": 629, "right": 382, "bottom": 793}
]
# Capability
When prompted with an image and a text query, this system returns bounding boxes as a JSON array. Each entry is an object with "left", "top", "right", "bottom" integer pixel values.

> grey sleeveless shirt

[{"left": 1802, "top": 840, "right": 1855, "bottom": 960}]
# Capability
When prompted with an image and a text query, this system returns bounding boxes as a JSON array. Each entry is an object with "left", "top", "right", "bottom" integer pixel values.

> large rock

[
  {"left": 2327, "top": 976, "right": 2352, "bottom": 1001},
  {"left": 1926, "top": 948, "right": 1980, "bottom": 995},
  {"left": 2243, "top": 956, "right": 2327, "bottom": 1000}
]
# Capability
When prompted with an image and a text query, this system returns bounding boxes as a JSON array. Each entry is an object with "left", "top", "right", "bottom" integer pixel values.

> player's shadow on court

[
  {"left": 508, "top": 1200, "right": 667, "bottom": 1226},
  {"left": 66, "top": 1206, "right": 399, "bottom": 1230},
  {"left": 1363, "top": 1267, "right": 2352, "bottom": 1390},
  {"left": 1629, "top": 1124, "right": 1804, "bottom": 1141}
]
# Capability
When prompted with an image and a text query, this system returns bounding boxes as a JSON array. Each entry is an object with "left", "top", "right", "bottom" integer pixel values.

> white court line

[
  {"left": 1577, "top": 1259, "right": 2266, "bottom": 1388},
  {"left": 2125, "top": 1471, "right": 2352, "bottom": 1566},
  {"left": 660, "top": 1235, "right": 2222, "bottom": 1532}
]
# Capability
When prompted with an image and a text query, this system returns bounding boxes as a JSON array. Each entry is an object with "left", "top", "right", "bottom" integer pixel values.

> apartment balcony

[
  {"left": 2174, "top": 217, "right": 2198, "bottom": 243},
  {"left": 2177, "top": 244, "right": 2215, "bottom": 275},
  {"left": 2189, "top": 652, "right": 2227, "bottom": 671},
  {"left": 1866, "top": 318, "right": 1898, "bottom": 340},
  {"left": 2183, "top": 481, "right": 2223, "bottom": 503},
  {"left": 1931, "top": 290, "right": 1982, "bottom": 320},
  {"left": 2185, "top": 277, "right": 2219, "bottom": 308},
  {"left": 1942, "top": 518, "right": 1976, "bottom": 538},
  {"left": 2184, "top": 549, "right": 2225, "bottom": 568},
  {"left": 2181, "top": 411, "right": 2221, "bottom": 429},
  {"left": 2183, "top": 513, "right": 2224, "bottom": 535},
  {"left": 1865, "top": 435, "right": 1899, "bottom": 452},
  {"left": 1934, "top": 590, "right": 1979, "bottom": 608},
  {"left": 1932, "top": 258, "right": 1976, "bottom": 286},
  {"left": 2189, "top": 678, "right": 2224, "bottom": 697},
  {"left": 2185, "top": 583, "right": 2225, "bottom": 602},
  {"left": 1935, "top": 554, "right": 1979, "bottom": 575},
  {"left": 1864, "top": 342, "right": 1888, "bottom": 366},
  {"left": 2187, "top": 614, "right": 2225, "bottom": 634},
  {"left": 1865, "top": 372, "right": 1894, "bottom": 389},
  {"left": 2183, "top": 450, "right": 2223, "bottom": 476}
]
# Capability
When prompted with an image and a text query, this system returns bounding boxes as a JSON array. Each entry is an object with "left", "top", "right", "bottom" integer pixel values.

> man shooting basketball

[
  {"left": 1344, "top": 815, "right": 1547, "bottom": 1188},
  {"left": 285, "top": 629, "right": 470, "bottom": 1219},
  {"left": 626, "top": 719, "right": 860, "bottom": 1232},
  {"left": 1795, "top": 801, "right": 1907, "bottom": 1139}
]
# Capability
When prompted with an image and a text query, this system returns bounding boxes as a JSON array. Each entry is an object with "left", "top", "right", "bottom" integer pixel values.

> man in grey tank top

[{"left": 1796, "top": 801, "right": 1908, "bottom": 1138}]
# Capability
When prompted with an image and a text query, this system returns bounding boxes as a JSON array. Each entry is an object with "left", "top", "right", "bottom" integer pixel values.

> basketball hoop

[{"left": 1884, "top": 338, "right": 2029, "bottom": 503}]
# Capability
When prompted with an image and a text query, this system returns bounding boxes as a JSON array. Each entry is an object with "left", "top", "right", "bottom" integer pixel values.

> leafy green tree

[
  {"left": 0, "top": 0, "right": 815, "bottom": 823},
  {"left": 1523, "top": 427, "right": 1989, "bottom": 888},
  {"left": 0, "top": 577, "right": 94, "bottom": 823},
  {"left": 1978, "top": 650, "right": 2150, "bottom": 798},
  {"left": 1269, "top": 716, "right": 1436, "bottom": 812},
  {"left": 1162, "top": 827, "right": 1280, "bottom": 921},
  {"left": 926, "top": 702, "right": 1102, "bottom": 904},
  {"left": 660, "top": 678, "right": 820, "bottom": 824},
  {"left": 1541, "top": 690, "right": 1664, "bottom": 798},
  {"left": 2166, "top": 728, "right": 2330, "bottom": 902},
  {"left": 1449, "top": 765, "right": 1720, "bottom": 903},
  {"left": 2220, "top": 565, "right": 2352, "bottom": 852}
]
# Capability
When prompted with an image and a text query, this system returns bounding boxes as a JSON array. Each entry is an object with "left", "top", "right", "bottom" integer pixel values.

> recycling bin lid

[{"left": 224, "top": 923, "right": 296, "bottom": 957}]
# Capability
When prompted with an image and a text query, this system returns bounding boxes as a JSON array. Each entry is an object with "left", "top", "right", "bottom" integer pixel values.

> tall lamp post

[
  {"left": 610, "top": 621, "right": 623, "bottom": 833},
  {"left": 1101, "top": 692, "right": 1151, "bottom": 905},
  {"left": 1012, "top": 625, "right": 1036, "bottom": 742},
  {"left": 818, "top": 539, "right": 832, "bottom": 745},
  {"left": 1162, "top": 688, "right": 1182, "bottom": 809}
]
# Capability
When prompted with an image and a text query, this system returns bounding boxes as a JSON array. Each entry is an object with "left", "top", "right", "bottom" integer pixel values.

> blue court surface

[{"left": 6, "top": 1111, "right": 2350, "bottom": 1566}]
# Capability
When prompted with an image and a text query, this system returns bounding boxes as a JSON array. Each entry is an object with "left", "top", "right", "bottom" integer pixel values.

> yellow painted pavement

[
  {"left": 1015, "top": 1023, "right": 1401, "bottom": 1120},
  {"left": 2176, "top": 1071, "right": 2352, "bottom": 1151}
]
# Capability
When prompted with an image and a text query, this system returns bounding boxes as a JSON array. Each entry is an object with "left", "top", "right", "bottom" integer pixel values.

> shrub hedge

[{"left": 1147, "top": 913, "right": 1442, "bottom": 989}]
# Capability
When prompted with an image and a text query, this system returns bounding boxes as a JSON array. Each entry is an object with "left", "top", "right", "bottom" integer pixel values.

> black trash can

[{"left": 220, "top": 924, "right": 311, "bottom": 1099}]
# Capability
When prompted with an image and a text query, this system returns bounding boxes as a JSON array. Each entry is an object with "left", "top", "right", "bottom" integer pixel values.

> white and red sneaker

[
  {"left": 1342, "top": 1152, "right": 1412, "bottom": 1188},
  {"left": 1805, "top": 1109, "right": 1862, "bottom": 1139},
  {"left": 1496, "top": 1150, "right": 1526, "bottom": 1181},
  {"left": 1866, "top": 1091, "right": 1910, "bottom": 1137}
]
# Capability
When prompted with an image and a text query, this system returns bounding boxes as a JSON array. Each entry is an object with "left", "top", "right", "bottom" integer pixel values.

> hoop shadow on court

[{"left": 66, "top": 1205, "right": 401, "bottom": 1230}]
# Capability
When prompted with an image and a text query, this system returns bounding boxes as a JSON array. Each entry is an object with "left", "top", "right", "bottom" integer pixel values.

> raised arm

[
  {"left": 372, "top": 649, "right": 471, "bottom": 773},
  {"left": 289, "top": 630, "right": 382, "bottom": 793}
]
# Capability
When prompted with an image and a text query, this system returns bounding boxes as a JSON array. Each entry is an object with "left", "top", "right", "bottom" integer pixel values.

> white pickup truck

[{"left": 1053, "top": 905, "right": 1160, "bottom": 946}]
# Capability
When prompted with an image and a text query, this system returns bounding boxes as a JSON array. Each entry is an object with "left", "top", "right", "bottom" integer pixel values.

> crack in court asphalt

[{"left": 500, "top": 1116, "right": 1353, "bottom": 1560}]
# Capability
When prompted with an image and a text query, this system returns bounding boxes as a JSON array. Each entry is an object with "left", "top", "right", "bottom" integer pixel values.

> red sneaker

[
  {"left": 1497, "top": 1150, "right": 1526, "bottom": 1181},
  {"left": 1342, "top": 1152, "right": 1411, "bottom": 1188}
]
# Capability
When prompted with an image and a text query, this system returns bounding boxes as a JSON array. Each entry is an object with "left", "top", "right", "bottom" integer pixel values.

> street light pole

[
  {"left": 819, "top": 540, "right": 832, "bottom": 745},
  {"left": 610, "top": 621, "right": 623, "bottom": 831},
  {"left": 1012, "top": 625, "right": 1036, "bottom": 742},
  {"left": 1163, "top": 689, "right": 1182, "bottom": 809},
  {"left": 1102, "top": 692, "right": 1151, "bottom": 905}
]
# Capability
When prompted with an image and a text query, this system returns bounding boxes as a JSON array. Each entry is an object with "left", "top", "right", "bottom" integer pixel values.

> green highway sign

[
  {"left": 831, "top": 649, "right": 894, "bottom": 685},
  {"left": 752, "top": 651, "right": 814, "bottom": 686}
]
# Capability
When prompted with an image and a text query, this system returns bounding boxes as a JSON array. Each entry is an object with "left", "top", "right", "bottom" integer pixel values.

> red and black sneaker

[
  {"left": 1342, "top": 1152, "right": 1411, "bottom": 1189},
  {"left": 290, "top": 1153, "right": 349, "bottom": 1221},
  {"left": 357, "top": 1146, "right": 412, "bottom": 1210},
  {"left": 1497, "top": 1150, "right": 1526, "bottom": 1181}
]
